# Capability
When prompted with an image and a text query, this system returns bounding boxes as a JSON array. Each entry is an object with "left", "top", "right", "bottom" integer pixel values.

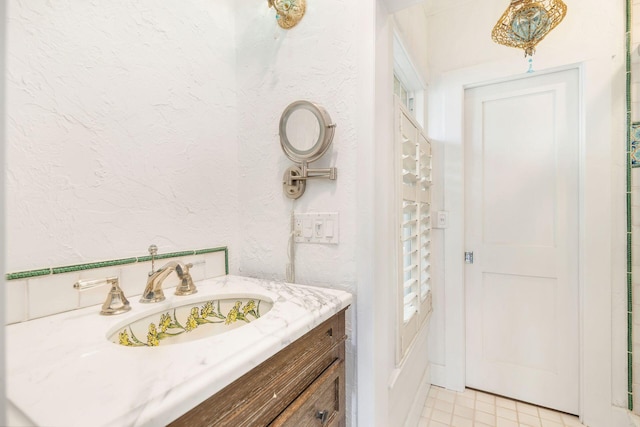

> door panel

[
  {"left": 464, "top": 69, "right": 579, "bottom": 414},
  {"left": 481, "top": 273, "right": 558, "bottom": 372},
  {"left": 482, "top": 91, "right": 557, "bottom": 247}
]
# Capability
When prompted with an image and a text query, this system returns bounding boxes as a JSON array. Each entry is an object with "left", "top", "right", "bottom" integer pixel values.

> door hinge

[{"left": 465, "top": 251, "right": 474, "bottom": 264}]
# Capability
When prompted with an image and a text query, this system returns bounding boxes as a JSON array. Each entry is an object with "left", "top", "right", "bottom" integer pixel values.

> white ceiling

[
  {"left": 383, "top": 0, "right": 478, "bottom": 16},
  {"left": 383, "top": 0, "right": 426, "bottom": 14},
  {"left": 423, "top": 0, "right": 476, "bottom": 15}
]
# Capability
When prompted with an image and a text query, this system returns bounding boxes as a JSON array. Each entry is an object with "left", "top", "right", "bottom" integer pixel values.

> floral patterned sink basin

[{"left": 109, "top": 297, "right": 273, "bottom": 347}]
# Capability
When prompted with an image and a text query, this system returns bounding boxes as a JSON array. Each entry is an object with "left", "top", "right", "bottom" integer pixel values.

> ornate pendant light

[
  {"left": 492, "top": 0, "right": 567, "bottom": 57},
  {"left": 268, "top": 0, "right": 306, "bottom": 29}
]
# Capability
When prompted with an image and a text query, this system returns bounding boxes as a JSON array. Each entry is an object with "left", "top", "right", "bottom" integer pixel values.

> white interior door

[{"left": 464, "top": 68, "right": 579, "bottom": 414}]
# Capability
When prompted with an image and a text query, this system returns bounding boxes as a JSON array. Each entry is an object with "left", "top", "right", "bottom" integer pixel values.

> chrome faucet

[{"left": 140, "top": 261, "right": 197, "bottom": 303}]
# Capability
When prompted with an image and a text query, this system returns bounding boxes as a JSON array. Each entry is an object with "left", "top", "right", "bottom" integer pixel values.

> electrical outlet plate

[{"left": 293, "top": 212, "right": 339, "bottom": 244}]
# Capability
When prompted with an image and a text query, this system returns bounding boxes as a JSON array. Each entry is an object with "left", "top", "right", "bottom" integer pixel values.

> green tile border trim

[
  {"left": 194, "top": 246, "right": 226, "bottom": 255},
  {"left": 6, "top": 268, "right": 52, "bottom": 281},
  {"left": 5, "top": 246, "right": 228, "bottom": 281},
  {"left": 627, "top": 0, "right": 634, "bottom": 411},
  {"left": 52, "top": 258, "right": 138, "bottom": 274},
  {"left": 137, "top": 251, "right": 196, "bottom": 262}
]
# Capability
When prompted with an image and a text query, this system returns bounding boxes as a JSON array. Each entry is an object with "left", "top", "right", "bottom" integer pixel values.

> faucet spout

[{"left": 139, "top": 261, "right": 197, "bottom": 303}]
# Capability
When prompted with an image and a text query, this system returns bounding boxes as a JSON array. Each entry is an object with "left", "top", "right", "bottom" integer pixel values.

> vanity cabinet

[{"left": 169, "top": 309, "right": 348, "bottom": 427}]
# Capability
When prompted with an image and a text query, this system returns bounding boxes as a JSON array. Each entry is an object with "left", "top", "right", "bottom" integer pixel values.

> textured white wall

[
  {"left": 234, "top": 3, "right": 359, "bottom": 287},
  {"left": 234, "top": 3, "right": 364, "bottom": 424},
  {"left": 6, "top": 0, "right": 240, "bottom": 271}
]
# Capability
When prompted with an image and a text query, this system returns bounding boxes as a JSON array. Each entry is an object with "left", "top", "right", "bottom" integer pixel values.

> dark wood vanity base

[{"left": 169, "top": 309, "right": 348, "bottom": 427}]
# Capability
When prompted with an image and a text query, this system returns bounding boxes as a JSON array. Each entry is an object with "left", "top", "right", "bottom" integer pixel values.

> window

[
  {"left": 392, "top": 30, "right": 431, "bottom": 362},
  {"left": 396, "top": 98, "right": 432, "bottom": 361},
  {"left": 394, "top": 74, "right": 414, "bottom": 113},
  {"left": 393, "top": 33, "right": 425, "bottom": 127}
]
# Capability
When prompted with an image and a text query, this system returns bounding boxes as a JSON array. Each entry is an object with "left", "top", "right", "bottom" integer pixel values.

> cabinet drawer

[
  {"left": 169, "top": 309, "right": 347, "bottom": 427},
  {"left": 270, "top": 358, "right": 345, "bottom": 427}
]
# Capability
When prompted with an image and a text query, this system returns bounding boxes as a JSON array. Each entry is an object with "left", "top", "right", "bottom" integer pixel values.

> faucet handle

[
  {"left": 74, "top": 277, "right": 131, "bottom": 316},
  {"left": 175, "top": 262, "right": 198, "bottom": 297},
  {"left": 74, "top": 277, "right": 110, "bottom": 291}
]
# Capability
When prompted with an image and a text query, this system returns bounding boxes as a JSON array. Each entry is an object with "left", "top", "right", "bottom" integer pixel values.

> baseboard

[
  {"left": 430, "top": 363, "right": 446, "bottom": 388},
  {"left": 7, "top": 400, "right": 36, "bottom": 427},
  {"left": 611, "top": 405, "right": 640, "bottom": 427}
]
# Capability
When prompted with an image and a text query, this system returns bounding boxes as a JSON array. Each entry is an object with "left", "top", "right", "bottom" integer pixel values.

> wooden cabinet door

[{"left": 270, "top": 359, "right": 345, "bottom": 427}]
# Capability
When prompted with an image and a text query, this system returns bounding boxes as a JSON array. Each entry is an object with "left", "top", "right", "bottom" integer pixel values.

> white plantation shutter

[
  {"left": 402, "top": 201, "right": 419, "bottom": 323},
  {"left": 397, "top": 99, "right": 433, "bottom": 360},
  {"left": 418, "top": 135, "right": 433, "bottom": 324}
]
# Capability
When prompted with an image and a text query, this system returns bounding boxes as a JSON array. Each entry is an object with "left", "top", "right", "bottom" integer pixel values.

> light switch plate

[
  {"left": 294, "top": 212, "right": 339, "bottom": 244},
  {"left": 435, "top": 211, "right": 448, "bottom": 229}
]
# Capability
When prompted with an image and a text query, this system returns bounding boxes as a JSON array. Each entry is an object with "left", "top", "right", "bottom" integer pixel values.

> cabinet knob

[{"left": 316, "top": 410, "right": 329, "bottom": 424}]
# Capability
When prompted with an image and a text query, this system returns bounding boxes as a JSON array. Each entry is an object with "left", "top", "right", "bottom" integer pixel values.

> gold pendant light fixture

[
  {"left": 268, "top": 0, "right": 306, "bottom": 29},
  {"left": 492, "top": 0, "right": 567, "bottom": 57}
]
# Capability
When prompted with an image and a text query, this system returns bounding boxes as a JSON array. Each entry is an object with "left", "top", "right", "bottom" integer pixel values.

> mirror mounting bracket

[
  {"left": 283, "top": 165, "right": 306, "bottom": 199},
  {"left": 283, "top": 161, "right": 337, "bottom": 200}
]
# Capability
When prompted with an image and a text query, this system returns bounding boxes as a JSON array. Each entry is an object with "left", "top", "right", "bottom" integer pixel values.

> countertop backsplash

[{"left": 5, "top": 247, "right": 228, "bottom": 323}]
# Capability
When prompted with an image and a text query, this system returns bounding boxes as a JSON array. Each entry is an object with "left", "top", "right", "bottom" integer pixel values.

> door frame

[{"left": 434, "top": 60, "right": 624, "bottom": 426}]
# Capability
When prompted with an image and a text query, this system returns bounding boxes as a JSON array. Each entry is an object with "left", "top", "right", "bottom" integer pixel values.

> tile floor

[{"left": 419, "top": 386, "right": 586, "bottom": 427}]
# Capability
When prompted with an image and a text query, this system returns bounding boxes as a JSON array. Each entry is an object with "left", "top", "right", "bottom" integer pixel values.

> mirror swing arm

[
  {"left": 283, "top": 161, "right": 337, "bottom": 199},
  {"left": 279, "top": 101, "right": 337, "bottom": 199}
]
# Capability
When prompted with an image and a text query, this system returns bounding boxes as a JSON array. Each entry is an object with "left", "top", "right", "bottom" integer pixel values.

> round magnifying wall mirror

[{"left": 279, "top": 101, "right": 335, "bottom": 163}]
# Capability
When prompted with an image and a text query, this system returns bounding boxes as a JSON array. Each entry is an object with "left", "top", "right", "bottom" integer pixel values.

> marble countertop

[{"left": 6, "top": 275, "right": 352, "bottom": 427}]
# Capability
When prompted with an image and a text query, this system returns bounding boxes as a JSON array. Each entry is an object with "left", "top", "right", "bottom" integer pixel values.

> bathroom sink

[{"left": 108, "top": 297, "right": 273, "bottom": 347}]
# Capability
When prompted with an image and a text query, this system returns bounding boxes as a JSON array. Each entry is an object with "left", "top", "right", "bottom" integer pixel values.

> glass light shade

[{"left": 492, "top": 0, "right": 567, "bottom": 57}]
